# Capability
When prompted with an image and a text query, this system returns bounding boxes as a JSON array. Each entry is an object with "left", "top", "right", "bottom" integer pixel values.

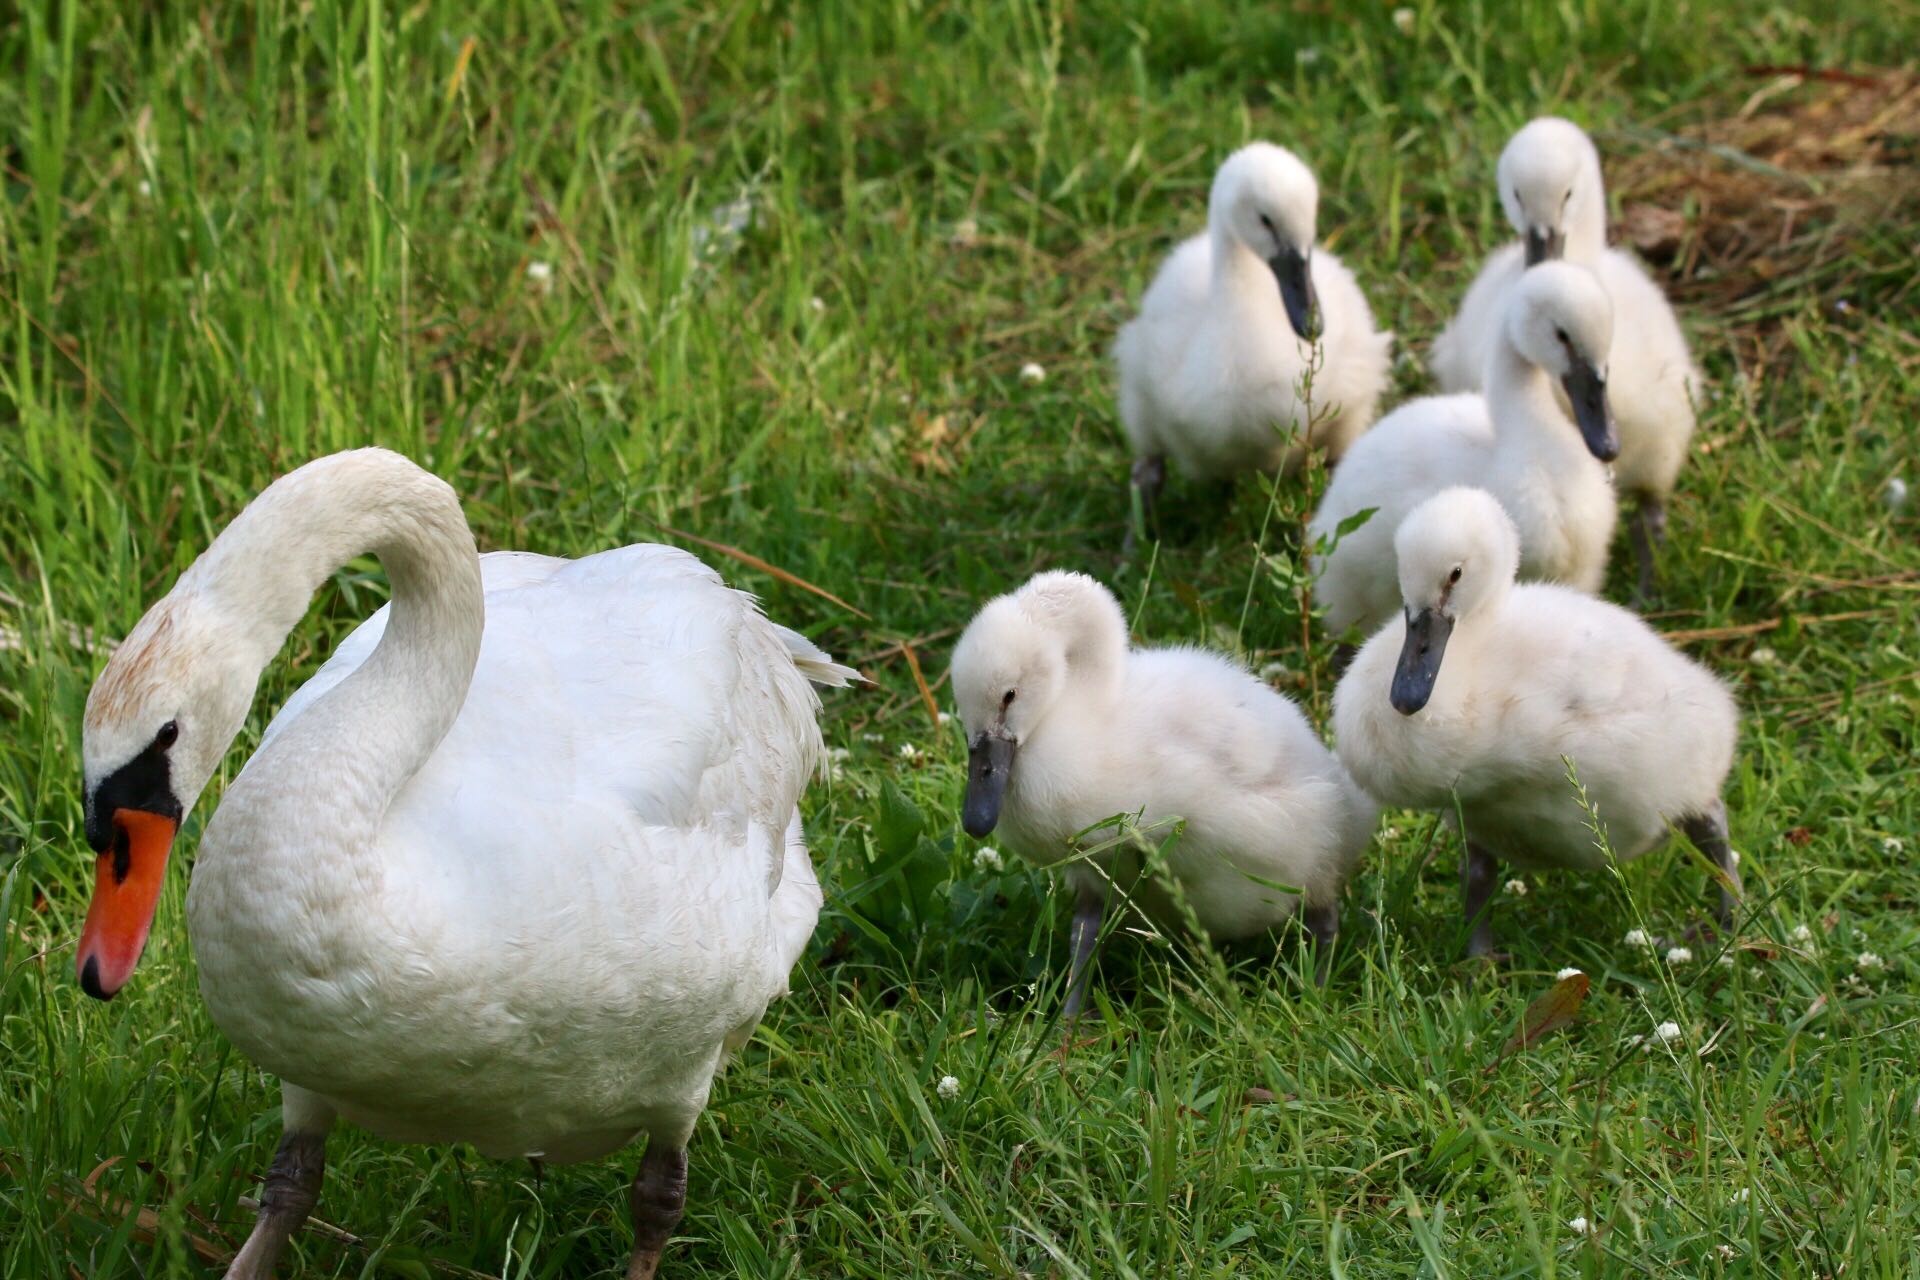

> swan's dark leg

[
  {"left": 1125, "top": 454, "right": 1166, "bottom": 555},
  {"left": 1680, "top": 799, "right": 1741, "bottom": 928},
  {"left": 1462, "top": 842, "right": 1499, "bottom": 960},
  {"left": 1630, "top": 497, "right": 1667, "bottom": 604},
  {"left": 1062, "top": 881, "right": 1107, "bottom": 1020},
  {"left": 226, "top": 1091, "right": 333, "bottom": 1280},
  {"left": 626, "top": 1141, "right": 688, "bottom": 1280},
  {"left": 1302, "top": 899, "right": 1339, "bottom": 986}
]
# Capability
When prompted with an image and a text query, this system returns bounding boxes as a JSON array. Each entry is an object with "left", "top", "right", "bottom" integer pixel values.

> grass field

[{"left": 4, "top": 1, "right": 1920, "bottom": 1275}]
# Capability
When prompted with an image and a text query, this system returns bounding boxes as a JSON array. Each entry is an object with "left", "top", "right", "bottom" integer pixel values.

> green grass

[{"left": 4, "top": 0, "right": 1919, "bottom": 1275}]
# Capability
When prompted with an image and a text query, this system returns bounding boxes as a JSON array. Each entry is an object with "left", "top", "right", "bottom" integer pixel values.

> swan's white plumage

[
  {"left": 952, "top": 571, "right": 1375, "bottom": 933},
  {"left": 1430, "top": 118, "right": 1700, "bottom": 504},
  {"left": 1332, "top": 488, "right": 1737, "bottom": 871},
  {"left": 1114, "top": 143, "right": 1393, "bottom": 476},
  {"left": 1309, "top": 261, "right": 1619, "bottom": 637}
]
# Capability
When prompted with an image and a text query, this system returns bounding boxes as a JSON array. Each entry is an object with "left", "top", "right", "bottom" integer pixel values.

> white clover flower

[
  {"left": 1623, "top": 928, "right": 1654, "bottom": 948},
  {"left": 1257, "top": 660, "right": 1290, "bottom": 682},
  {"left": 1665, "top": 946, "right": 1694, "bottom": 965},
  {"left": 1856, "top": 951, "right": 1886, "bottom": 972},
  {"left": 1729, "top": 847, "right": 1742, "bottom": 866},
  {"left": 1731, "top": 1187, "right": 1750, "bottom": 1205},
  {"left": 1295, "top": 46, "right": 1322, "bottom": 65},
  {"left": 137, "top": 178, "right": 153, "bottom": 198},
  {"left": 1556, "top": 967, "right": 1584, "bottom": 981},
  {"left": 808, "top": 295, "right": 826, "bottom": 314},
  {"left": 1567, "top": 1215, "right": 1593, "bottom": 1236},
  {"left": 1834, "top": 298, "right": 1853, "bottom": 315},
  {"left": 1718, "top": 952, "right": 1736, "bottom": 968},
  {"left": 1750, "top": 646, "right": 1776, "bottom": 665},
  {"left": 1717, "top": 1244, "right": 1737, "bottom": 1260},
  {"left": 898, "top": 743, "right": 922, "bottom": 762},
  {"left": 937, "top": 711, "right": 952, "bottom": 726},
  {"left": 1381, "top": 826, "right": 1401, "bottom": 840},
  {"left": 1788, "top": 924, "right": 1814, "bottom": 946},
  {"left": 1885, "top": 478, "right": 1910, "bottom": 514},
  {"left": 526, "top": 261, "right": 554, "bottom": 294},
  {"left": 1882, "top": 836, "right": 1906, "bottom": 855},
  {"left": 936, "top": 1075, "right": 960, "bottom": 1099},
  {"left": 861, "top": 732, "right": 886, "bottom": 744},
  {"left": 950, "top": 217, "right": 979, "bottom": 248},
  {"left": 1019, "top": 362, "right": 1046, "bottom": 385},
  {"left": 1505, "top": 879, "right": 1528, "bottom": 896},
  {"left": 1653, "top": 1021, "right": 1683, "bottom": 1045},
  {"left": 973, "top": 846, "right": 1004, "bottom": 873},
  {"left": 1392, "top": 6, "right": 1416, "bottom": 34}
]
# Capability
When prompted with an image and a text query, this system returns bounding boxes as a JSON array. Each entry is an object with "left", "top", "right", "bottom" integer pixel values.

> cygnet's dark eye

[
  {"left": 154, "top": 720, "right": 179, "bottom": 751},
  {"left": 1554, "top": 326, "right": 1570, "bottom": 346},
  {"left": 1002, "top": 689, "right": 1017, "bottom": 708},
  {"left": 1448, "top": 566, "right": 1463, "bottom": 585}
]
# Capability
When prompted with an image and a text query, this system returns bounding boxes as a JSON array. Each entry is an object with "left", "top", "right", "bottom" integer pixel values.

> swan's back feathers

[{"left": 775, "top": 624, "right": 863, "bottom": 688}]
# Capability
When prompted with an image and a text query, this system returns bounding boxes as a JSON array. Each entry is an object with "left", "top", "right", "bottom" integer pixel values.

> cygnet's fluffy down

[
  {"left": 1114, "top": 143, "right": 1393, "bottom": 525},
  {"left": 1430, "top": 117, "right": 1700, "bottom": 594},
  {"left": 1309, "top": 261, "right": 1620, "bottom": 639},
  {"left": 951, "top": 570, "right": 1377, "bottom": 1000},
  {"left": 1332, "top": 487, "right": 1741, "bottom": 956}
]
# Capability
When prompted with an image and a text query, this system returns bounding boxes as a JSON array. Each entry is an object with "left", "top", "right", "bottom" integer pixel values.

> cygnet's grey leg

[
  {"left": 1124, "top": 454, "right": 1166, "bottom": 554},
  {"left": 626, "top": 1141, "right": 688, "bottom": 1280},
  {"left": 1630, "top": 497, "right": 1667, "bottom": 604},
  {"left": 1062, "top": 882, "right": 1107, "bottom": 1020},
  {"left": 1680, "top": 798, "right": 1741, "bottom": 928},
  {"left": 226, "top": 1088, "right": 334, "bottom": 1280},
  {"left": 1302, "top": 899, "right": 1339, "bottom": 987},
  {"left": 1462, "top": 842, "right": 1499, "bottom": 960}
]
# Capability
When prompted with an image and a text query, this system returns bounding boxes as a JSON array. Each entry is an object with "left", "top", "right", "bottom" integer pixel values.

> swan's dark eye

[
  {"left": 1448, "top": 566, "right": 1463, "bottom": 584},
  {"left": 154, "top": 720, "right": 179, "bottom": 751},
  {"left": 1002, "top": 689, "right": 1017, "bottom": 708}
]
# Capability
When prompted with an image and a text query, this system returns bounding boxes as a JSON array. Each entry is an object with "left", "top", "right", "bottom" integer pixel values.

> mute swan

[
  {"left": 74, "top": 449, "right": 854, "bottom": 1279},
  {"left": 1309, "top": 261, "right": 1619, "bottom": 639},
  {"left": 1113, "top": 142, "right": 1393, "bottom": 535},
  {"left": 1430, "top": 117, "right": 1700, "bottom": 597},
  {"left": 1331, "top": 487, "right": 1740, "bottom": 957},
  {"left": 951, "top": 571, "right": 1376, "bottom": 1004}
]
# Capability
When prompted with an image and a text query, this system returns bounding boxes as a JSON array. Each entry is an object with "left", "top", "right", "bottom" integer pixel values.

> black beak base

[
  {"left": 1524, "top": 225, "right": 1566, "bottom": 267},
  {"left": 962, "top": 735, "right": 1015, "bottom": 838},
  {"left": 1268, "top": 246, "right": 1319, "bottom": 341},
  {"left": 1390, "top": 607, "right": 1455, "bottom": 716},
  {"left": 1561, "top": 357, "right": 1619, "bottom": 462}
]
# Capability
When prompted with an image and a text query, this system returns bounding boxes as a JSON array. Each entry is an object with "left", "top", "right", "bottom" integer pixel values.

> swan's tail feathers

[{"left": 776, "top": 625, "right": 865, "bottom": 687}]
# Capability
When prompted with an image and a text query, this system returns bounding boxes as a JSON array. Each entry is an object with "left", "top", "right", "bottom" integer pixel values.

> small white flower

[
  {"left": 1295, "top": 46, "right": 1321, "bottom": 65},
  {"left": 937, "top": 711, "right": 952, "bottom": 726},
  {"left": 1018, "top": 362, "right": 1046, "bottom": 385},
  {"left": 1717, "top": 952, "right": 1736, "bottom": 968},
  {"left": 526, "top": 261, "right": 554, "bottom": 294},
  {"left": 1567, "top": 1216, "right": 1593, "bottom": 1236},
  {"left": 137, "top": 178, "right": 153, "bottom": 198},
  {"left": 1556, "top": 967, "right": 1584, "bottom": 981},
  {"left": 1856, "top": 951, "right": 1886, "bottom": 972},
  {"left": 1505, "top": 879, "right": 1528, "bottom": 896},
  {"left": 1789, "top": 924, "right": 1814, "bottom": 946},
  {"left": 1885, "top": 477, "right": 1910, "bottom": 513},
  {"left": 936, "top": 1075, "right": 960, "bottom": 1099},
  {"left": 825, "top": 745, "right": 851, "bottom": 780},
  {"left": 1665, "top": 946, "right": 1694, "bottom": 965},
  {"left": 1623, "top": 928, "right": 1654, "bottom": 948},
  {"left": 1883, "top": 836, "right": 1906, "bottom": 855},
  {"left": 1834, "top": 298, "right": 1853, "bottom": 315},
  {"left": 861, "top": 732, "right": 886, "bottom": 744},
  {"left": 1717, "top": 1244, "right": 1738, "bottom": 1260},
  {"left": 1624, "top": 1034, "right": 1646, "bottom": 1050},
  {"left": 898, "top": 742, "right": 922, "bottom": 762},
  {"left": 1731, "top": 1187, "right": 1750, "bottom": 1204},
  {"left": 1750, "top": 646, "right": 1776, "bottom": 665},
  {"left": 1382, "top": 826, "right": 1401, "bottom": 840},
  {"left": 1729, "top": 847, "right": 1742, "bottom": 866},
  {"left": 1257, "top": 660, "right": 1290, "bottom": 681},
  {"left": 1392, "top": 6, "right": 1416, "bottom": 34},
  {"left": 808, "top": 295, "right": 826, "bottom": 313},
  {"left": 973, "top": 846, "right": 1004, "bottom": 873},
  {"left": 950, "top": 217, "right": 979, "bottom": 248},
  {"left": 1653, "top": 1021, "right": 1683, "bottom": 1045}
]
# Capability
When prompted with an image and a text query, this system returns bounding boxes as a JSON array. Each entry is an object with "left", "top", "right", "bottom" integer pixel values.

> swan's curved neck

[
  {"left": 1207, "top": 223, "right": 1275, "bottom": 300},
  {"left": 1485, "top": 342, "right": 1578, "bottom": 459},
  {"left": 1565, "top": 155, "right": 1608, "bottom": 262},
  {"left": 185, "top": 452, "right": 483, "bottom": 835}
]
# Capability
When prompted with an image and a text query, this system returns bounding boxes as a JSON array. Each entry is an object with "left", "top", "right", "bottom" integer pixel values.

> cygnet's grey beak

[
  {"left": 1390, "top": 607, "right": 1454, "bottom": 716},
  {"left": 1268, "top": 245, "right": 1320, "bottom": 341},
  {"left": 1561, "top": 354, "right": 1619, "bottom": 462},
  {"left": 1525, "top": 225, "right": 1566, "bottom": 267},
  {"left": 962, "top": 732, "right": 1016, "bottom": 838}
]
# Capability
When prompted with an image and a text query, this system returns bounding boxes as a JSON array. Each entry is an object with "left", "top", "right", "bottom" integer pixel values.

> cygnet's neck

[
  {"left": 1485, "top": 341, "right": 1588, "bottom": 467},
  {"left": 1563, "top": 155, "right": 1608, "bottom": 262}
]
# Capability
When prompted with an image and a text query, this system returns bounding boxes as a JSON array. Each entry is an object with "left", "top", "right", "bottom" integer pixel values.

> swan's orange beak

[{"left": 76, "top": 809, "right": 177, "bottom": 1000}]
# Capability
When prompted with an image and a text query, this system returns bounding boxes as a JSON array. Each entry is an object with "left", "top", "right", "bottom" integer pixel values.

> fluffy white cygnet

[
  {"left": 1309, "top": 261, "right": 1620, "bottom": 639},
  {"left": 1430, "top": 117, "right": 1701, "bottom": 595},
  {"left": 1114, "top": 142, "right": 1393, "bottom": 531},
  {"left": 951, "top": 570, "right": 1377, "bottom": 1002},
  {"left": 1332, "top": 487, "right": 1741, "bottom": 956}
]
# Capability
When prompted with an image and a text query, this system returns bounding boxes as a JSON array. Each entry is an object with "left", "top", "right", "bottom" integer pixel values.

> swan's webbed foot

[
  {"left": 1302, "top": 899, "right": 1339, "bottom": 987},
  {"left": 225, "top": 1128, "right": 329, "bottom": 1279},
  {"left": 1629, "top": 498, "right": 1667, "bottom": 605},
  {"left": 1680, "top": 799, "right": 1741, "bottom": 928},
  {"left": 1124, "top": 454, "right": 1166, "bottom": 555},
  {"left": 1062, "top": 881, "right": 1107, "bottom": 1022},
  {"left": 625, "top": 1142, "right": 688, "bottom": 1280},
  {"left": 1462, "top": 842, "right": 1499, "bottom": 961}
]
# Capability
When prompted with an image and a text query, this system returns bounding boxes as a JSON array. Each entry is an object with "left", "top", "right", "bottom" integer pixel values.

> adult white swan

[
  {"left": 1332, "top": 487, "right": 1740, "bottom": 957},
  {"left": 74, "top": 449, "right": 854, "bottom": 1279},
  {"left": 1430, "top": 117, "right": 1700, "bottom": 596},
  {"left": 1114, "top": 142, "right": 1392, "bottom": 539}
]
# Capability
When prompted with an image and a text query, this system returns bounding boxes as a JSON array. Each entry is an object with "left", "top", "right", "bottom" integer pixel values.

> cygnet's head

[
  {"left": 1387, "top": 487, "right": 1520, "bottom": 716},
  {"left": 1209, "top": 142, "right": 1321, "bottom": 339},
  {"left": 1496, "top": 117, "right": 1606, "bottom": 265},
  {"left": 950, "top": 571, "right": 1124, "bottom": 838},
  {"left": 1502, "top": 260, "right": 1618, "bottom": 461}
]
